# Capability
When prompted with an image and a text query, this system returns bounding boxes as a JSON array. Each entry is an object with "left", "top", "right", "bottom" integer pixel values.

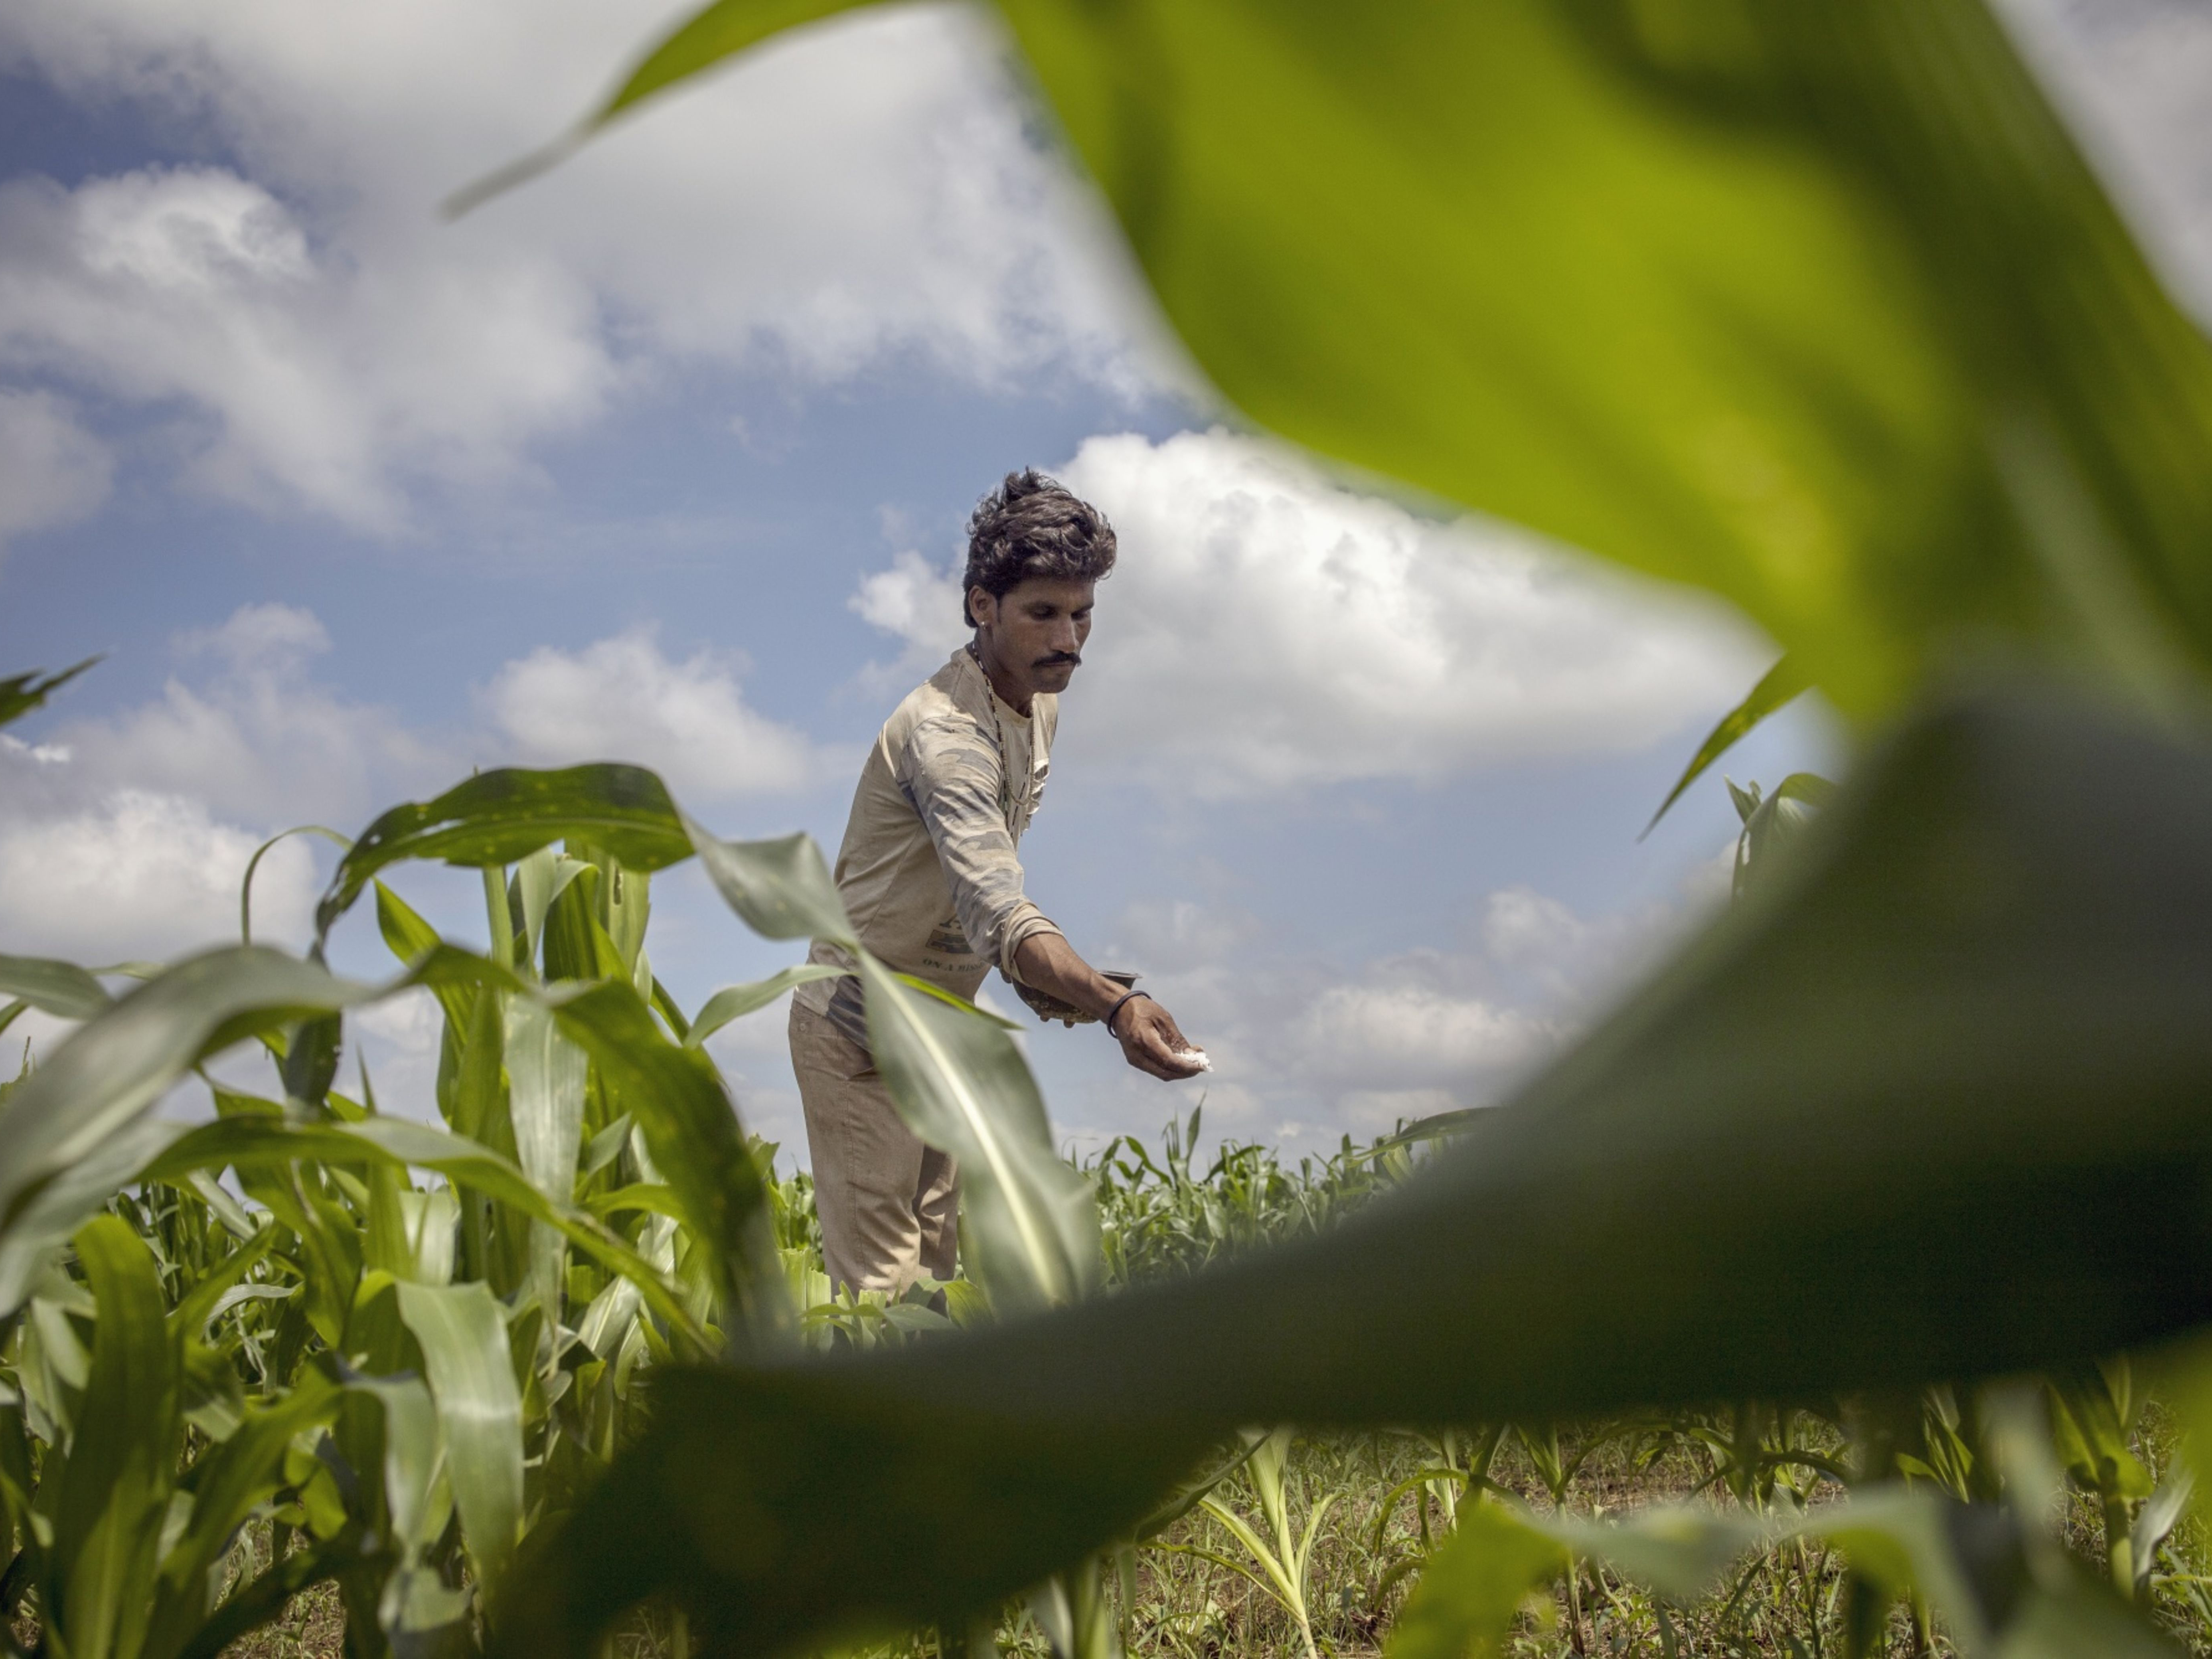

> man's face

[{"left": 971, "top": 577, "right": 1096, "bottom": 699}]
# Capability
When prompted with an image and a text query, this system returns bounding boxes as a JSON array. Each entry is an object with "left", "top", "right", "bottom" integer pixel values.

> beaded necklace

[{"left": 966, "top": 639, "right": 1028, "bottom": 830}]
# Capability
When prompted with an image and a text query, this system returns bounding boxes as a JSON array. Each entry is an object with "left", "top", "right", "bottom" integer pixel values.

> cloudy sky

[{"left": 3, "top": 0, "right": 2204, "bottom": 1160}]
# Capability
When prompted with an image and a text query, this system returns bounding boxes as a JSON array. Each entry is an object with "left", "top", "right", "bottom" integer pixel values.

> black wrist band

[{"left": 1105, "top": 989, "right": 1151, "bottom": 1037}]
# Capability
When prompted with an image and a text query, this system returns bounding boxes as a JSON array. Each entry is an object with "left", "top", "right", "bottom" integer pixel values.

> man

[{"left": 789, "top": 469, "right": 1205, "bottom": 1294}]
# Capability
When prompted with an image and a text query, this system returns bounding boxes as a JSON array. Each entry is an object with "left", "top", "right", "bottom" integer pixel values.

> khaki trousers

[{"left": 788, "top": 999, "right": 958, "bottom": 1295}]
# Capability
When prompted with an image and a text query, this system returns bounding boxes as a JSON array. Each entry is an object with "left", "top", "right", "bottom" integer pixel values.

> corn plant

[
  {"left": 1724, "top": 774, "right": 1836, "bottom": 901},
  {"left": 0, "top": 735, "right": 1095, "bottom": 1656},
  {"left": 18, "top": 0, "right": 2212, "bottom": 1651},
  {"left": 441, "top": 0, "right": 2212, "bottom": 1654},
  {"left": 1152, "top": 1429, "right": 1334, "bottom": 1659},
  {"left": 1088, "top": 1110, "right": 1412, "bottom": 1288}
]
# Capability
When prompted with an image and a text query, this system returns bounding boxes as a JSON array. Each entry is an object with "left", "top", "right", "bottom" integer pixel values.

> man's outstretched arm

[{"left": 1013, "top": 932, "right": 1207, "bottom": 1081}]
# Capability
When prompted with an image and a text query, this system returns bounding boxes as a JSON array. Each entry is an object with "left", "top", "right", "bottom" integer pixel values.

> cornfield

[
  {"left": 16, "top": 0, "right": 2212, "bottom": 1655},
  {"left": 10, "top": 882, "right": 2212, "bottom": 1659}
]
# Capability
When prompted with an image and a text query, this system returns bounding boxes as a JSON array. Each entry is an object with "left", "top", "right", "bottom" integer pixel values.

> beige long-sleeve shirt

[{"left": 794, "top": 646, "right": 1065, "bottom": 1051}]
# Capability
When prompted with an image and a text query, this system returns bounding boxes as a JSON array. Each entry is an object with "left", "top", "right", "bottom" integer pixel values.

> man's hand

[
  {"left": 1111, "top": 993, "right": 1206, "bottom": 1080},
  {"left": 1012, "top": 933, "right": 1208, "bottom": 1081}
]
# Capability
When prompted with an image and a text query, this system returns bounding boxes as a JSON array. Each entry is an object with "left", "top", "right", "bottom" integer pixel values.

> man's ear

[{"left": 967, "top": 587, "right": 995, "bottom": 629}]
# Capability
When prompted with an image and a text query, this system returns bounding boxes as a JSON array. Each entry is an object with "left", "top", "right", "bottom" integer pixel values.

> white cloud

[
  {"left": 1298, "top": 977, "right": 1552, "bottom": 1092},
  {"left": 850, "top": 548, "right": 968, "bottom": 681},
  {"left": 0, "top": 166, "right": 607, "bottom": 528},
  {"left": 856, "top": 429, "right": 1772, "bottom": 793},
  {"left": 0, "top": 735, "right": 71, "bottom": 765},
  {"left": 0, "top": 602, "right": 435, "bottom": 965},
  {"left": 0, "top": 603, "right": 844, "bottom": 965},
  {"left": 479, "top": 626, "right": 819, "bottom": 798},
  {"left": 0, "top": 787, "right": 316, "bottom": 961},
  {"left": 1480, "top": 883, "right": 1689, "bottom": 1003},
  {"left": 0, "top": 0, "right": 1161, "bottom": 527},
  {"left": 177, "top": 598, "right": 330, "bottom": 668},
  {"left": 1051, "top": 860, "right": 1740, "bottom": 1150},
  {"left": 51, "top": 602, "right": 440, "bottom": 827},
  {"left": 0, "top": 387, "right": 111, "bottom": 552}
]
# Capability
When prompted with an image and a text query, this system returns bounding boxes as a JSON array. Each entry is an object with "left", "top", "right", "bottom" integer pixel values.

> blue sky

[{"left": 3, "top": 0, "right": 2204, "bottom": 1161}]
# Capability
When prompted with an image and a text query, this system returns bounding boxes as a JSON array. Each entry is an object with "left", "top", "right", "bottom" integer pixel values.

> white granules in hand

[{"left": 1172, "top": 1047, "right": 1213, "bottom": 1072}]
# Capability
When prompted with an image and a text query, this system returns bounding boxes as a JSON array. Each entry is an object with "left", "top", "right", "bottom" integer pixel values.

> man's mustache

[{"left": 1036, "top": 652, "right": 1082, "bottom": 668}]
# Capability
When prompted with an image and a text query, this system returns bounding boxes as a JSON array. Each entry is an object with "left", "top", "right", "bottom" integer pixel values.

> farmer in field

[{"left": 789, "top": 469, "right": 1206, "bottom": 1295}]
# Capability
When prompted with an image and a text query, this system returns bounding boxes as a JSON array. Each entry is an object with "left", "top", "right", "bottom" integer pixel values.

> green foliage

[
  {"left": 315, "top": 764, "right": 695, "bottom": 945},
  {"left": 502, "top": 681, "right": 2212, "bottom": 1657},
  {"left": 0, "top": 658, "right": 98, "bottom": 733},
  {"left": 1642, "top": 654, "right": 1808, "bottom": 837},
  {"left": 24, "top": 0, "right": 2212, "bottom": 1653},
  {"left": 0, "top": 753, "right": 1096, "bottom": 1655},
  {"left": 1087, "top": 1107, "right": 1412, "bottom": 1287}
]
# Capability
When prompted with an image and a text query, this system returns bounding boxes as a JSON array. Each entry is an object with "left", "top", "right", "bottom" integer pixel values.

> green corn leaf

[
  {"left": 239, "top": 825, "right": 352, "bottom": 946},
  {"left": 396, "top": 1281, "right": 526, "bottom": 1600},
  {"left": 279, "top": 1009, "right": 343, "bottom": 1114},
  {"left": 164, "top": 1226, "right": 280, "bottom": 1342},
  {"left": 682, "top": 819, "right": 854, "bottom": 944},
  {"left": 1733, "top": 770, "right": 1839, "bottom": 901},
  {"left": 685, "top": 963, "right": 850, "bottom": 1050},
  {"left": 1387, "top": 1486, "right": 2142, "bottom": 1659},
  {"left": 2048, "top": 1369, "right": 2155, "bottom": 1501},
  {"left": 316, "top": 765, "right": 692, "bottom": 947},
  {"left": 172, "top": 1526, "right": 357, "bottom": 1659},
  {"left": 515, "top": 846, "right": 594, "bottom": 976},
  {"left": 355, "top": 799, "right": 1082, "bottom": 1338},
  {"left": 0, "top": 947, "right": 379, "bottom": 1282},
  {"left": 0, "top": 1117, "right": 186, "bottom": 1317},
  {"left": 0, "top": 953, "right": 113, "bottom": 1021},
  {"left": 505, "top": 996, "right": 588, "bottom": 1323},
  {"left": 1643, "top": 656, "right": 1810, "bottom": 838},
  {"left": 52, "top": 1216, "right": 178, "bottom": 1659},
  {"left": 892, "top": 971, "right": 1022, "bottom": 1030},
  {"left": 583, "top": 1183, "right": 685, "bottom": 1224},
  {"left": 1191, "top": 1495, "right": 1300, "bottom": 1614},
  {"left": 373, "top": 876, "right": 482, "bottom": 1076},
  {"left": 403, "top": 1187, "right": 460, "bottom": 1286},
  {"left": 648, "top": 975, "right": 693, "bottom": 1041},
  {"left": 581, "top": 1112, "right": 634, "bottom": 1179},
  {"left": 540, "top": 864, "right": 630, "bottom": 984},
  {"left": 2132, "top": 1469, "right": 2195, "bottom": 1598},
  {"left": 184, "top": 1168, "right": 258, "bottom": 1240},
  {"left": 0, "top": 656, "right": 98, "bottom": 730},
  {"left": 452, "top": 980, "right": 513, "bottom": 1288},
  {"left": 856, "top": 950, "right": 1098, "bottom": 1314},
  {"left": 492, "top": 1367, "right": 1207, "bottom": 1659},
  {"left": 598, "top": 0, "right": 881, "bottom": 122},
  {"left": 1384, "top": 1502, "right": 1569, "bottom": 1659},
  {"left": 1993, "top": 1586, "right": 2180, "bottom": 1659},
  {"left": 549, "top": 978, "right": 786, "bottom": 1347},
  {"left": 363, "top": 1161, "right": 423, "bottom": 1287},
  {"left": 141, "top": 1114, "right": 710, "bottom": 1350},
  {"left": 140, "top": 1371, "right": 341, "bottom": 1659},
  {"left": 606, "top": 857, "right": 652, "bottom": 978},
  {"left": 1367, "top": 1109, "right": 1481, "bottom": 1155},
  {"left": 1006, "top": 0, "right": 2212, "bottom": 715},
  {"left": 442, "top": 0, "right": 883, "bottom": 216},
  {"left": 373, "top": 878, "right": 443, "bottom": 967},
  {"left": 342, "top": 1371, "right": 449, "bottom": 1555},
  {"left": 498, "top": 679, "right": 2212, "bottom": 1655}
]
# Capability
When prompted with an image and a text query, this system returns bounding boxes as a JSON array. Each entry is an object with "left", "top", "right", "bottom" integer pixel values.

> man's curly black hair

[{"left": 962, "top": 469, "right": 1117, "bottom": 626}]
